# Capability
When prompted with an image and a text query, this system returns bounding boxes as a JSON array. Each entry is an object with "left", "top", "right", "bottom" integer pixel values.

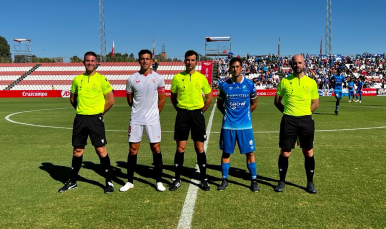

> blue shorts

[
  {"left": 349, "top": 91, "right": 355, "bottom": 96},
  {"left": 356, "top": 90, "right": 362, "bottom": 95},
  {"left": 219, "top": 129, "right": 255, "bottom": 154},
  {"left": 335, "top": 91, "right": 342, "bottom": 99}
]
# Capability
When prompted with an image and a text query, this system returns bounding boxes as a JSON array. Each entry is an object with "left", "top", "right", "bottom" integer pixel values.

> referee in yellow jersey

[
  {"left": 58, "top": 51, "right": 115, "bottom": 194},
  {"left": 274, "top": 54, "right": 319, "bottom": 193},
  {"left": 169, "top": 50, "right": 213, "bottom": 191}
]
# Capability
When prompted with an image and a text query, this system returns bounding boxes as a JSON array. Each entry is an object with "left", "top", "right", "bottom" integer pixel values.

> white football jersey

[{"left": 126, "top": 71, "right": 165, "bottom": 125}]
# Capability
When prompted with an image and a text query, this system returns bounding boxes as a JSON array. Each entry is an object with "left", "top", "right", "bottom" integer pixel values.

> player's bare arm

[
  {"left": 274, "top": 94, "right": 284, "bottom": 113},
  {"left": 216, "top": 97, "right": 225, "bottom": 115},
  {"left": 126, "top": 93, "right": 133, "bottom": 107},
  {"left": 250, "top": 97, "right": 257, "bottom": 113},
  {"left": 171, "top": 92, "right": 178, "bottom": 110},
  {"left": 70, "top": 92, "right": 77, "bottom": 109},
  {"left": 202, "top": 92, "right": 213, "bottom": 113},
  {"left": 103, "top": 91, "right": 115, "bottom": 115},
  {"left": 311, "top": 98, "right": 319, "bottom": 113},
  {"left": 158, "top": 91, "right": 166, "bottom": 113}
]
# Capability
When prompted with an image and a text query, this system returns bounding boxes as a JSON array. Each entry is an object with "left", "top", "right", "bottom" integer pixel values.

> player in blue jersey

[
  {"left": 347, "top": 77, "right": 355, "bottom": 102},
  {"left": 355, "top": 77, "right": 364, "bottom": 103},
  {"left": 216, "top": 57, "right": 259, "bottom": 192},
  {"left": 332, "top": 68, "right": 347, "bottom": 115}
]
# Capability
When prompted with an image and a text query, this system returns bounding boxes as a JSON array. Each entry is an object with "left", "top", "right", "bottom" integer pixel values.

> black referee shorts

[
  {"left": 72, "top": 114, "right": 107, "bottom": 147},
  {"left": 174, "top": 108, "right": 207, "bottom": 142},
  {"left": 279, "top": 114, "right": 315, "bottom": 149}
]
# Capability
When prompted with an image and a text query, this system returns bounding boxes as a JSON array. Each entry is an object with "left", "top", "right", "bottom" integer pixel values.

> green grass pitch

[{"left": 0, "top": 96, "right": 385, "bottom": 228}]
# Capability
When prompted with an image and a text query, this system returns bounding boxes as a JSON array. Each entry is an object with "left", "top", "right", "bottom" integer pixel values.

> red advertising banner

[
  {"left": 331, "top": 88, "right": 377, "bottom": 97},
  {"left": 0, "top": 88, "right": 379, "bottom": 98},
  {"left": 255, "top": 89, "right": 277, "bottom": 96},
  {"left": 361, "top": 88, "right": 377, "bottom": 96},
  {"left": 0, "top": 90, "right": 69, "bottom": 98},
  {"left": 200, "top": 61, "right": 213, "bottom": 84}
]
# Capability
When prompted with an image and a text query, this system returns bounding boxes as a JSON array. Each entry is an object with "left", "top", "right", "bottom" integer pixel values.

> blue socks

[
  {"left": 247, "top": 162, "right": 257, "bottom": 180},
  {"left": 221, "top": 162, "right": 230, "bottom": 179}
]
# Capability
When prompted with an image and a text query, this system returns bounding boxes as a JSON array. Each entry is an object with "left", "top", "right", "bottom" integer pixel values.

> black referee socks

[
  {"left": 174, "top": 152, "right": 184, "bottom": 180},
  {"left": 197, "top": 152, "right": 207, "bottom": 180},
  {"left": 70, "top": 155, "right": 83, "bottom": 183},
  {"left": 278, "top": 155, "right": 289, "bottom": 182},
  {"left": 304, "top": 156, "right": 315, "bottom": 183},
  {"left": 99, "top": 154, "right": 112, "bottom": 182}
]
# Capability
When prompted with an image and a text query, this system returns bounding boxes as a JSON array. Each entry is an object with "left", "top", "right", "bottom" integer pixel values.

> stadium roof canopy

[
  {"left": 14, "top": 39, "right": 32, "bottom": 43},
  {"left": 205, "top": 37, "right": 231, "bottom": 42}
]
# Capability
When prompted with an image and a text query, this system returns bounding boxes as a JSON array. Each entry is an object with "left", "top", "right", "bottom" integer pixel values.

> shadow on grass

[
  {"left": 40, "top": 162, "right": 121, "bottom": 191},
  {"left": 40, "top": 162, "right": 307, "bottom": 192},
  {"left": 206, "top": 164, "right": 306, "bottom": 191},
  {"left": 115, "top": 161, "right": 173, "bottom": 190},
  {"left": 116, "top": 161, "right": 209, "bottom": 190},
  {"left": 312, "top": 112, "right": 336, "bottom": 115}
]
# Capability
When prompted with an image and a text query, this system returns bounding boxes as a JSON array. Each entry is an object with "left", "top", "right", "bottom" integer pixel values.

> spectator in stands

[
  {"left": 169, "top": 50, "right": 213, "bottom": 191},
  {"left": 58, "top": 51, "right": 115, "bottom": 194},
  {"left": 152, "top": 59, "right": 159, "bottom": 72},
  {"left": 119, "top": 49, "right": 166, "bottom": 193}
]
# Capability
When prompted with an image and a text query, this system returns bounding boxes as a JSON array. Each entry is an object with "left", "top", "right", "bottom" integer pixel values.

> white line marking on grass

[
  {"left": 177, "top": 105, "right": 216, "bottom": 229},
  {"left": 4, "top": 108, "right": 175, "bottom": 132},
  {"left": 5, "top": 108, "right": 73, "bottom": 130},
  {"left": 5, "top": 108, "right": 386, "bottom": 134}
]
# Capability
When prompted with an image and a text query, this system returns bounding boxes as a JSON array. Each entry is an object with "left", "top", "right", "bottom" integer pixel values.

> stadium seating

[{"left": 0, "top": 62, "right": 203, "bottom": 91}]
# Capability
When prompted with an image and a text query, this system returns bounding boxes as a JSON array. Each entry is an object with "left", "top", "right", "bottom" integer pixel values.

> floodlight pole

[
  {"left": 99, "top": 0, "right": 106, "bottom": 62},
  {"left": 325, "top": 0, "right": 332, "bottom": 56}
]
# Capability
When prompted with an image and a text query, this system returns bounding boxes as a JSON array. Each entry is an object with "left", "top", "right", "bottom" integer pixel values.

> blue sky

[{"left": 1, "top": 0, "right": 385, "bottom": 60}]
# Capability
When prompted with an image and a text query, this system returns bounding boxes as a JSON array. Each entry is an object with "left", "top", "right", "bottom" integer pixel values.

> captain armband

[
  {"left": 250, "top": 92, "right": 257, "bottom": 99},
  {"left": 157, "top": 86, "right": 165, "bottom": 93}
]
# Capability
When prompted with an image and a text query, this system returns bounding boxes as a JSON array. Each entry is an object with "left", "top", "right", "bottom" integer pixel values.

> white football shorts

[{"left": 128, "top": 123, "right": 161, "bottom": 143}]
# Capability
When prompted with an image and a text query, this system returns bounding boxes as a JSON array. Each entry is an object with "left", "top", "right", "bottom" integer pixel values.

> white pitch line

[
  {"left": 4, "top": 108, "right": 386, "bottom": 134},
  {"left": 177, "top": 104, "right": 217, "bottom": 229},
  {"left": 4, "top": 108, "right": 73, "bottom": 130}
]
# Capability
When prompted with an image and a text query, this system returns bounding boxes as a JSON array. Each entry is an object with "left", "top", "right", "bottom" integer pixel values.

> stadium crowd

[{"left": 214, "top": 53, "right": 385, "bottom": 90}]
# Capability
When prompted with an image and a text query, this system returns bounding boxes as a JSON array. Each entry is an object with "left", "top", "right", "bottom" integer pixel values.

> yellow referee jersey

[
  {"left": 276, "top": 74, "right": 319, "bottom": 116},
  {"left": 171, "top": 71, "right": 211, "bottom": 110},
  {"left": 71, "top": 72, "right": 113, "bottom": 115}
]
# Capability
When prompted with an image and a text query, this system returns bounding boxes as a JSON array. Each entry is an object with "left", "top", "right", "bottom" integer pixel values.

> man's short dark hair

[
  {"left": 84, "top": 51, "right": 97, "bottom": 60},
  {"left": 185, "top": 50, "right": 198, "bottom": 61},
  {"left": 229, "top": 57, "right": 242, "bottom": 66},
  {"left": 138, "top": 49, "right": 153, "bottom": 59}
]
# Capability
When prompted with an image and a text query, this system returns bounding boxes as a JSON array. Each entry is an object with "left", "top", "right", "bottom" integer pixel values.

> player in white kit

[{"left": 120, "top": 49, "right": 166, "bottom": 192}]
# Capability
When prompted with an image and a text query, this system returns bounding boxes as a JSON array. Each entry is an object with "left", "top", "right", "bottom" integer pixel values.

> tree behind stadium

[{"left": 0, "top": 36, "right": 12, "bottom": 63}]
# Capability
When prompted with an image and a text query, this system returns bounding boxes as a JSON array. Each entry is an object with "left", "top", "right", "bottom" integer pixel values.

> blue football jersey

[
  {"left": 357, "top": 81, "right": 363, "bottom": 91},
  {"left": 333, "top": 74, "right": 346, "bottom": 91},
  {"left": 218, "top": 77, "right": 256, "bottom": 130},
  {"left": 347, "top": 81, "right": 355, "bottom": 91}
]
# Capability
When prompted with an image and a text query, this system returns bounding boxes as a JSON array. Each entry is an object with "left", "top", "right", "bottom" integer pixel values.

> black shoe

[
  {"left": 306, "top": 182, "right": 317, "bottom": 194},
  {"left": 200, "top": 179, "right": 210, "bottom": 191},
  {"left": 335, "top": 110, "right": 338, "bottom": 115},
  {"left": 58, "top": 180, "right": 77, "bottom": 193},
  {"left": 217, "top": 179, "right": 229, "bottom": 191},
  {"left": 104, "top": 181, "right": 114, "bottom": 194},
  {"left": 169, "top": 179, "right": 181, "bottom": 191},
  {"left": 251, "top": 180, "right": 260, "bottom": 192},
  {"left": 274, "top": 181, "right": 286, "bottom": 192}
]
